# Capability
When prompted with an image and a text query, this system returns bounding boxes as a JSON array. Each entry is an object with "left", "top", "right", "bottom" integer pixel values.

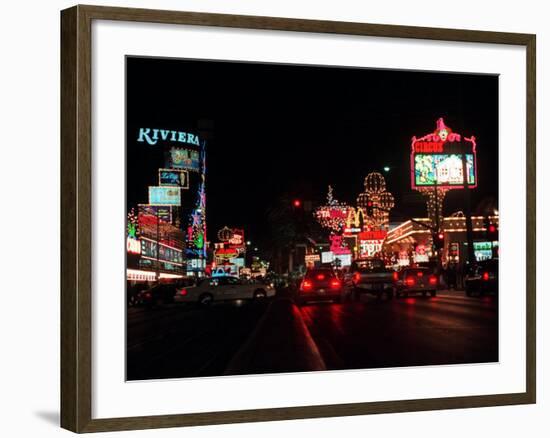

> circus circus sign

[{"left": 411, "top": 117, "right": 477, "bottom": 190}]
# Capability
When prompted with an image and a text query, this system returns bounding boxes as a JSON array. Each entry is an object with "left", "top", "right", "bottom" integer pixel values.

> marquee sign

[
  {"left": 140, "top": 238, "right": 183, "bottom": 265},
  {"left": 411, "top": 118, "right": 477, "bottom": 190}
]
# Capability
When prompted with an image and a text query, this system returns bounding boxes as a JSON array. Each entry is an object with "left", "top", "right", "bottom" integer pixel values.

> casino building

[
  {"left": 384, "top": 214, "right": 499, "bottom": 267},
  {"left": 126, "top": 126, "right": 207, "bottom": 283}
]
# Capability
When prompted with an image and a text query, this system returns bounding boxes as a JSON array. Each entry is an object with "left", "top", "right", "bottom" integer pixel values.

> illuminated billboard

[
  {"left": 168, "top": 147, "right": 200, "bottom": 172},
  {"left": 410, "top": 118, "right": 477, "bottom": 190},
  {"left": 140, "top": 238, "right": 183, "bottom": 264},
  {"left": 138, "top": 204, "right": 172, "bottom": 222},
  {"left": 158, "top": 168, "right": 189, "bottom": 188},
  {"left": 148, "top": 186, "right": 181, "bottom": 206},
  {"left": 414, "top": 154, "right": 475, "bottom": 187}
]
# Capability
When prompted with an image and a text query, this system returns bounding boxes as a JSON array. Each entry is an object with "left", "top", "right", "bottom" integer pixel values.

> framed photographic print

[{"left": 60, "top": 5, "right": 536, "bottom": 433}]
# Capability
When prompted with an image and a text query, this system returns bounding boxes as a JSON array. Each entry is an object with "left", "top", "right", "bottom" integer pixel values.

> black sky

[{"left": 126, "top": 56, "right": 498, "bottom": 249}]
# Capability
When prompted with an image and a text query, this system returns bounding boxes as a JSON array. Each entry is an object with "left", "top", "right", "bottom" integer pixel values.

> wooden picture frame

[{"left": 61, "top": 4, "right": 536, "bottom": 433}]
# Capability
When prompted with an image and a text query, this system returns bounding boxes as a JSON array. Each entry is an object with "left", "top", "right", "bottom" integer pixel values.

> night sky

[{"left": 126, "top": 56, "right": 498, "bottom": 250}]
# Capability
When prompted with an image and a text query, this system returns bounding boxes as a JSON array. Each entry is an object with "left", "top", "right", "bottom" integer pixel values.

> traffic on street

[{"left": 127, "top": 281, "right": 498, "bottom": 380}]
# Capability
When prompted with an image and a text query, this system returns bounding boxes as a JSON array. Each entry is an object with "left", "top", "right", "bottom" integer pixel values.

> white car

[{"left": 174, "top": 276, "right": 275, "bottom": 306}]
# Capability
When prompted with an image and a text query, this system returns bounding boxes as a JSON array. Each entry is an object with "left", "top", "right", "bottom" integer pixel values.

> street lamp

[
  {"left": 383, "top": 166, "right": 391, "bottom": 172},
  {"left": 246, "top": 240, "right": 251, "bottom": 246}
]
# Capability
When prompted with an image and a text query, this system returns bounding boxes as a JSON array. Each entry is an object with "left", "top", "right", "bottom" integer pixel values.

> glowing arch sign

[{"left": 411, "top": 118, "right": 477, "bottom": 190}]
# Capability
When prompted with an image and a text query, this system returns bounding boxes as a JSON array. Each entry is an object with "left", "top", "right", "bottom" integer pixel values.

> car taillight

[
  {"left": 405, "top": 277, "right": 415, "bottom": 286},
  {"left": 330, "top": 279, "right": 341, "bottom": 289},
  {"left": 301, "top": 280, "right": 313, "bottom": 291},
  {"left": 316, "top": 274, "right": 325, "bottom": 280},
  {"left": 179, "top": 288, "right": 188, "bottom": 296},
  {"left": 392, "top": 271, "right": 399, "bottom": 281},
  {"left": 482, "top": 272, "right": 490, "bottom": 281},
  {"left": 428, "top": 275, "right": 437, "bottom": 285},
  {"left": 353, "top": 272, "right": 361, "bottom": 283}
]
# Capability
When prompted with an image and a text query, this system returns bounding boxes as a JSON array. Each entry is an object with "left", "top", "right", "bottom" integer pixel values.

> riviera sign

[{"left": 137, "top": 128, "right": 200, "bottom": 146}]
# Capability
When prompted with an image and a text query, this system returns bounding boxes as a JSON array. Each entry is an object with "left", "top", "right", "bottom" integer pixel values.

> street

[{"left": 127, "top": 290, "right": 498, "bottom": 380}]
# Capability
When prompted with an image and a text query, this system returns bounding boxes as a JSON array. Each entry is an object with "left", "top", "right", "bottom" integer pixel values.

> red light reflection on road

[{"left": 299, "top": 302, "right": 346, "bottom": 334}]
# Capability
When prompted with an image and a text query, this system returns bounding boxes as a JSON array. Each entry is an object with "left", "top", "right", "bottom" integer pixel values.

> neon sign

[
  {"left": 137, "top": 128, "right": 200, "bottom": 146},
  {"left": 358, "top": 230, "right": 387, "bottom": 241},
  {"left": 359, "top": 240, "right": 383, "bottom": 258},
  {"left": 228, "top": 229, "right": 245, "bottom": 247},
  {"left": 214, "top": 248, "right": 239, "bottom": 260},
  {"left": 314, "top": 186, "right": 350, "bottom": 232},
  {"left": 126, "top": 237, "right": 141, "bottom": 255},
  {"left": 329, "top": 235, "right": 351, "bottom": 255},
  {"left": 138, "top": 204, "right": 172, "bottom": 223},
  {"left": 411, "top": 118, "right": 477, "bottom": 190}
]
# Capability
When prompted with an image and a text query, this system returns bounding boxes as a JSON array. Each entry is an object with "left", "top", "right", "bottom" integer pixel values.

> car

[
  {"left": 464, "top": 259, "right": 498, "bottom": 296},
  {"left": 351, "top": 258, "right": 395, "bottom": 300},
  {"left": 296, "top": 268, "right": 345, "bottom": 306},
  {"left": 127, "top": 282, "right": 150, "bottom": 307},
  {"left": 136, "top": 283, "right": 180, "bottom": 308},
  {"left": 394, "top": 267, "right": 438, "bottom": 298},
  {"left": 174, "top": 275, "right": 275, "bottom": 306}
]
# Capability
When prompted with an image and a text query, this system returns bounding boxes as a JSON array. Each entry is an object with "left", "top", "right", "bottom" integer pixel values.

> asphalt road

[
  {"left": 126, "top": 300, "right": 270, "bottom": 380},
  {"left": 126, "top": 290, "right": 498, "bottom": 381},
  {"left": 299, "top": 291, "right": 498, "bottom": 371}
]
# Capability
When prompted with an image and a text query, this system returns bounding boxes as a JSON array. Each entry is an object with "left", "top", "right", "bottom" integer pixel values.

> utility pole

[{"left": 433, "top": 176, "right": 442, "bottom": 273}]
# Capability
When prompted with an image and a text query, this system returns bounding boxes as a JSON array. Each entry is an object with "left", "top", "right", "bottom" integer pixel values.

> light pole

[{"left": 460, "top": 148, "right": 476, "bottom": 267}]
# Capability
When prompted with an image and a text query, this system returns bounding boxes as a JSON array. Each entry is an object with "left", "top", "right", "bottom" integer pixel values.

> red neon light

[
  {"left": 359, "top": 230, "right": 387, "bottom": 241},
  {"left": 414, "top": 141, "right": 444, "bottom": 153}
]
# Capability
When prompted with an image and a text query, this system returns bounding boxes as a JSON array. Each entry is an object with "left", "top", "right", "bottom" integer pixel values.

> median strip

[{"left": 224, "top": 298, "right": 326, "bottom": 375}]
